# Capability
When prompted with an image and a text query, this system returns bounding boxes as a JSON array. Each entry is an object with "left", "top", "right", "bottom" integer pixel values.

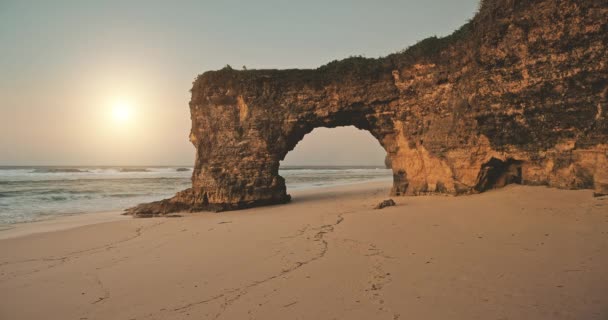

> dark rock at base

[{"left": 375, "top": 199, "right": 396, "bottom": 210}]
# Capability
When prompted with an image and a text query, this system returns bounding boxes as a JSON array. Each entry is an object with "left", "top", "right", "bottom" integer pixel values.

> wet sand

[{"left": 1, "top": 181, "right": 607, "bottom": 319}]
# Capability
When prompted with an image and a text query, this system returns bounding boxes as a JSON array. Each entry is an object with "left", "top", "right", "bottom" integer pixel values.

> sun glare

[{"left": 112, "top": 101, "right": 133, "bottom": 122}]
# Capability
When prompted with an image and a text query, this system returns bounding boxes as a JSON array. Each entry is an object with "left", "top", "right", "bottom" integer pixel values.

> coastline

[
  {"left": 0, "top": 165, "right": 392, "bottom": 226},
  {"left": 0, "top": 178, "right": 392, "bottom": 240},
  {"left": 0, "top": 211, "right": 130, "bottom": 240},
  {"left": 1, "top": 181, "right": 607, "bottom": 319}
]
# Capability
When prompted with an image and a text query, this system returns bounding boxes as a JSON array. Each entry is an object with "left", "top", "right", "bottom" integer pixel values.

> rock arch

[{"left": 128, "top": 0, "right": 608, "bottom": 216}]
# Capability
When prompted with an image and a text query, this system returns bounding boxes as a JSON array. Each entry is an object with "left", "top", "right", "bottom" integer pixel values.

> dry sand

[{"left": 1, "top": 181, "right": 607, "bottom": 320}]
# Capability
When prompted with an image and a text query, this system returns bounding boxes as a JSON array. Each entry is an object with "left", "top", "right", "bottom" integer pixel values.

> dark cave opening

[{"left": 474, "top": 157, "right": 524, "bottom": 192}]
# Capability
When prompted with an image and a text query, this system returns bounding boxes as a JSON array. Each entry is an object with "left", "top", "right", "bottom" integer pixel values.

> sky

[{"left": 0, "top": 0, "right": 478, "bottom": 166}]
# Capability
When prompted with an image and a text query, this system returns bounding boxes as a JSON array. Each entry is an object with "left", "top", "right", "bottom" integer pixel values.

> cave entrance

[
  {"left": 279, "top": 126, "right": 392, "bottom": 192},
  {"left": 474, "top": 157, "right": 524, "bottom": 192}
]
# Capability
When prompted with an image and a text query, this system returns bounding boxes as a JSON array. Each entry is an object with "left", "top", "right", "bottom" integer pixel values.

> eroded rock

[
  {"left": 126, "top": 0, "right": 608, "bottom": 216},
  {"left": 374, "top": 199, "right": 397, "bottom": 210}
]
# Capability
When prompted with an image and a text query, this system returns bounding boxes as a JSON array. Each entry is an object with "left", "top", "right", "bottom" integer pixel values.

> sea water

[{"left": 0, "top": 166, "right": 392, "bottom": 224}]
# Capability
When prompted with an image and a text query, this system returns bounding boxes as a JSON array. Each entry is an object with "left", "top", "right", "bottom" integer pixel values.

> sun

[{"left": 112, "top": 100, "right": 133, "bottom": 122}]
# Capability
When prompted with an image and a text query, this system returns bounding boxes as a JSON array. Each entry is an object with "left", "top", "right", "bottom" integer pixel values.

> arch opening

[{"left": 279, "top": 126, "right": 393, "bottom": 192}]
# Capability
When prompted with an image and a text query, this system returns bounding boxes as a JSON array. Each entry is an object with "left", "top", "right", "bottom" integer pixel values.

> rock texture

[
  {"left": 374, "top": 199, "right": 397, "bottom": 210},
  {"left": 127, "top": 0, "right": 608, "bottom": 217}
]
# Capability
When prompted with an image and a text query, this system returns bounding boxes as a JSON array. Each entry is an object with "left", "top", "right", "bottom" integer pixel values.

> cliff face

[{"left": 127, "top": 0, "right": 608, "bottom": 216}]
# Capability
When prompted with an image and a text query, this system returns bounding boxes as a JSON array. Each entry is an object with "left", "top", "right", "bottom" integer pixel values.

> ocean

[{"left": 0, "top": 166, "right": 392, "bottom": 225}]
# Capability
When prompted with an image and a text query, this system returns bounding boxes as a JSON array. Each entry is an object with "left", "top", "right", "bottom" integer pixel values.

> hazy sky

[{"left": 0, "top": 0, "right": 478, "bottom": 166}]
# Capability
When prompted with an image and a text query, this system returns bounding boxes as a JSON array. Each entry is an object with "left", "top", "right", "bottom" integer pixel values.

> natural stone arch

[
  {"left": 128, "top": 0, "right": 608, "bottom": 216},
  {"left": 191, "top": 75, "right": 408, "bottom": 210}
]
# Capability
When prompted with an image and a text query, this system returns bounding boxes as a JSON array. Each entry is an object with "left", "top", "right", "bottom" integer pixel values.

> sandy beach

[{"left": 1, "top": 181, "right": 607, "bottom": 320}]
